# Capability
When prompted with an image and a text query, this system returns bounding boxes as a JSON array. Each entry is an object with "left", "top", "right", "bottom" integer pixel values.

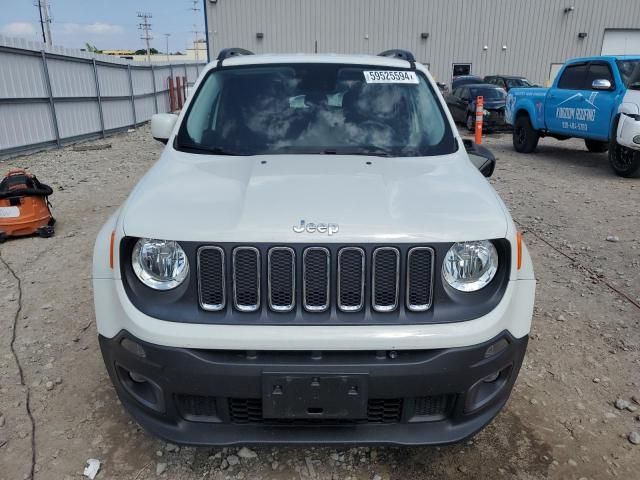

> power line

[
  {"left": 189, "top": 0, "right": 202, "bottom": 62},
  {"left": 163, "top": 33, "right": 171, "bottom": 62},
  {"left": 34, "top": 0, "right": 53, "bottom": 45},
  {"left": 137, "top": 11, "right": 153, "bottom": 62}
]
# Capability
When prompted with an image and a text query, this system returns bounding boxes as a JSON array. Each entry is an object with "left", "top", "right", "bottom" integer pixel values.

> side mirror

[
  {"left": 592, "top": 79, "right": 612, "bottom": 91},
  {"left": 463, "top": 139, "right": 496, "bottom": 177},
  {"left": 151, "top": 113, "right": 178, "bottom": 144}
]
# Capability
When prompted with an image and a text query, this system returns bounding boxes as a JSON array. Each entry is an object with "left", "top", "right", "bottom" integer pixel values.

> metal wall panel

[
  {"left": 54, "top": 101, "right": 101, "bottom": 139},
  {"left": 186, "top": 64, "right": 200, "bottom": 83},
  {"left": 0, "top": 50, "right": 48, "bottom": 98},
  {"left": 101, "top": 99, "right": 134, "bottom": 131},
  {"left": 206, "top": 0, "right": 640, "bottom": 84},
  {"left": 134, "top": 96, "right": 156, "bottom": 122},
  {"left": 131, "top": 68, "right": 154, "bottom": 95},
  {"left": 0, "top": 34, "right": 204, "bottom": 157},
  {"left": 153, "top": 66, "right": 173, "bottom": 93},
  {"left": 47, "top": 58, "right": 97, "bottom": 97},
  {"left": 97, "top": 65, "right": 130, "bottom": 97},
  {"left": 0, "top": 103, "right": 56, "bottom": 150},
  {"left": 157, "top": 91, "right": 172, "bottom": 113}
]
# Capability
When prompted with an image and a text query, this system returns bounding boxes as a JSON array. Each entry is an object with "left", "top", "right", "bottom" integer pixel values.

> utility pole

[
  {"left": 163, "top": 33, "right": 171, "bottom": 62},
  {"left": 137, "top": 12, "right": 153, "bottom": 63},
  {"left": 35, "top": 0, "right": 53, "bottom": 45},
  {"left": 189, "top": 0, "right": 201, "bottom": 62}
]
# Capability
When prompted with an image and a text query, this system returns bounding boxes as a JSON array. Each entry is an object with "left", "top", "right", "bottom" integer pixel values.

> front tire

[
  {"left": 513, "top": 114, "right": 539, "bottom": 153},
  {"left": 609, "top": 139, "right": 640, "bottom": 177},
  {"left": 585, "top": 139, "right": 609, "bottom": 153}
]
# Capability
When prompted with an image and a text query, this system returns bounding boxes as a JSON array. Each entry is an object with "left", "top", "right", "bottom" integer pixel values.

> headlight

[
  {"left": 442, "top": 240, "right": 498, "bottom": 292},
  {"left": 131, "top": 238, "right": 189, "bottom": 290}
]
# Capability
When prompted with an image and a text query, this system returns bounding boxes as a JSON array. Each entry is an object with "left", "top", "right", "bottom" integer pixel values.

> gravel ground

[{"left": 0, "top": 126, "right": 639, "bottom": 480}]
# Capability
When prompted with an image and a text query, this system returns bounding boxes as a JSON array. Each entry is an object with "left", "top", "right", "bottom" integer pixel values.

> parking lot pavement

[{"left": 0, "top": 127, "right": 638, "bottom": 480}]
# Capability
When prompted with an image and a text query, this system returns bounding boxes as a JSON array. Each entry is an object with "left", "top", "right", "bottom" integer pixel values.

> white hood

[{"left": 121, "top": 149, "right": 508, "bottom": 243}]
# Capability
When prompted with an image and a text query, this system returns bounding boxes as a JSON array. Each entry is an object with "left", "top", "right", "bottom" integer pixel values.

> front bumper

[
  {"left": 482, "top": 112, "right": 509, "bottom": 130},
  {"left": 617, "top": 113, "right": 640, "bottom": 150},
  {"left": 99, "top": 330, "right": 528, "bottom": 446}
]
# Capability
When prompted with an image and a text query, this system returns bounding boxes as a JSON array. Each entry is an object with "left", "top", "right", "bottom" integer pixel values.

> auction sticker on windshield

[{"left": 363, "top": 71, "right": 419, "bottom": 84}]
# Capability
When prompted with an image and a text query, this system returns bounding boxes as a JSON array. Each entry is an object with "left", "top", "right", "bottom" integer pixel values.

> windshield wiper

[
  {"left": 328, "top": 146, "right": 395, "bottom": 157},
  {"left": 176, "top": 143, "right": 248, "bottom": 156},
  {"left": 261, "top": 145, "right": 404, "bottom": 157}
]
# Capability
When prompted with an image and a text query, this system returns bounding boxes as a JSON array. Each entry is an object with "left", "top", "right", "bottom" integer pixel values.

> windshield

[
  {"left": 469, "top": 87, "right": 507, "bottom": 100},
  {"left": 617, "top": 60, "right": 640, "bottom": 89},
  {"left": 506, "top": 78, "right": 531, "bottom": 88},
  {"left": 176, "top": 63, "right": 455, "bottom": 157}
]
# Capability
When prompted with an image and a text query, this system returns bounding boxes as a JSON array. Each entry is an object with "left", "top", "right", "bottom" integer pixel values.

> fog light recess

[
  {"left": 464, "top": 364, "right": 513, "bottom": 413},
  {"left": 116, "top": 364, "right": 165, "bottom": 413}
]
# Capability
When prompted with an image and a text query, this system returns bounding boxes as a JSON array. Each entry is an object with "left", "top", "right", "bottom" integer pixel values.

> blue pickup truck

[{"left": 505, "top": 56, "right": 640, "bottom": 177}]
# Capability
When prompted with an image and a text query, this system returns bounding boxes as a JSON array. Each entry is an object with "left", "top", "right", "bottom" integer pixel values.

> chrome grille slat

[
  {"left": 372, "top": 247, "right": 400, "bottom": 312},
  {"left": 406, "top": 247, "right": 435, "bottom": 312},
  {"left": 232, "top": 247, "right": 261, "bottom": 312},
  {"left": 337, "top": 247, "right": 365, "bottom": 312},
  {"left": 197, "top": 246, "right": 226, "bottom": 311},
  {"left": 303, "top": 247, "right": 330, "bottom": 312},
  {"left": 268, "top": 247, "right": 295, "bottom": 312},
  {"left": 197, "top": 244, "right": 435, "bottom": 315}
]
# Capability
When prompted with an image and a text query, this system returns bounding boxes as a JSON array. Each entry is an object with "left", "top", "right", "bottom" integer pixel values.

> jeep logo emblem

[{"left": 293, "top": 220, "right": 339, "bottom": 236}]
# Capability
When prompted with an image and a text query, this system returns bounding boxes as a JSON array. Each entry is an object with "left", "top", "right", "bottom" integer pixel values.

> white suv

[{"left": 93, "top": 48, "right": 535, "bottom": 446}]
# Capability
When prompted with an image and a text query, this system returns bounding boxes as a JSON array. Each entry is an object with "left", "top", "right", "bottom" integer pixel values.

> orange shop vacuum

[{"left": 0, "top": 169, "right": 55, "bottom": 243}]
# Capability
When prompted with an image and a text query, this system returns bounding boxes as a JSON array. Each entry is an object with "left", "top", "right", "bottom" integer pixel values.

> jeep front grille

[
  {"left": 268, "top": 247, "right": 295, "bottom": 312},
  {"left": 232, "top": 247, "right": 260, "bottom": 312},
  {"left": 337, "top": 247, "right": 365, "bottom": 311},
  {"left": 303, "top": 247, "right": 330, "bottom": 312},
  {"left": 406, "top": 247, "right": 435, "bottom": 311},
  {"left": 198, "top": 246, "right": 226, "bottom": 311},
  {"left": 372, "top": 247, "right": 400, "bottom": 312},
  {"left": 197, "top": 244, "right": 434, "bottom": 316}
]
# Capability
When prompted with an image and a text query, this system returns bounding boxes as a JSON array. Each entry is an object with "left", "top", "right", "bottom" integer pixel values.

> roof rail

[
  {"left": 217, "top": 48, "right": 254, "bottom": 62},
  {"left": 378, "top": 49, "right": 416, "bottom": 63}
]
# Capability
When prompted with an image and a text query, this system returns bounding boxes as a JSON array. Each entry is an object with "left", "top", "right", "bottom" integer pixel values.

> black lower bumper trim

[{"left": 99, "top": 330, "right": 527, "bottom": 446}]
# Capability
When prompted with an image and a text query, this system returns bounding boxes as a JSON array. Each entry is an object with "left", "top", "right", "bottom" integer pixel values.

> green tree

[{"left": 135, "top": 48, "right": 159, "bottom": 55}]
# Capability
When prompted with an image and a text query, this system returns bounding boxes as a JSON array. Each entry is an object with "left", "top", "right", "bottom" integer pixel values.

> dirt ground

[{"left": 0, "top": 126, "right": 639, "bottom": 480}]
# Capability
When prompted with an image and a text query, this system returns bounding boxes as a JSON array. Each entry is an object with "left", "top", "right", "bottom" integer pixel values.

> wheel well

[
  {"left": 515, "top": 109, "right": 530, "bottom": 121},
  {"left": 610, "top": 113, "right": 620, "bottom": 139}
]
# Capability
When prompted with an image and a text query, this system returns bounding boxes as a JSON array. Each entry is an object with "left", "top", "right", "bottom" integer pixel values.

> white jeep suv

[{"left": 93, "top": 48, "right": 535, "bottom": 446}]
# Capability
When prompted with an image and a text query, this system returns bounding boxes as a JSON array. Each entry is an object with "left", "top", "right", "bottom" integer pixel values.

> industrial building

[{"left": 204, "top": 0, "right": 640, "bottom": 85}]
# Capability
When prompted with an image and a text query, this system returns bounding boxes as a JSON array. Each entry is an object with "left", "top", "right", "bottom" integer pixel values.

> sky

[{"left": 0, "top": 0, "right": 205, "bottom": 52}]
